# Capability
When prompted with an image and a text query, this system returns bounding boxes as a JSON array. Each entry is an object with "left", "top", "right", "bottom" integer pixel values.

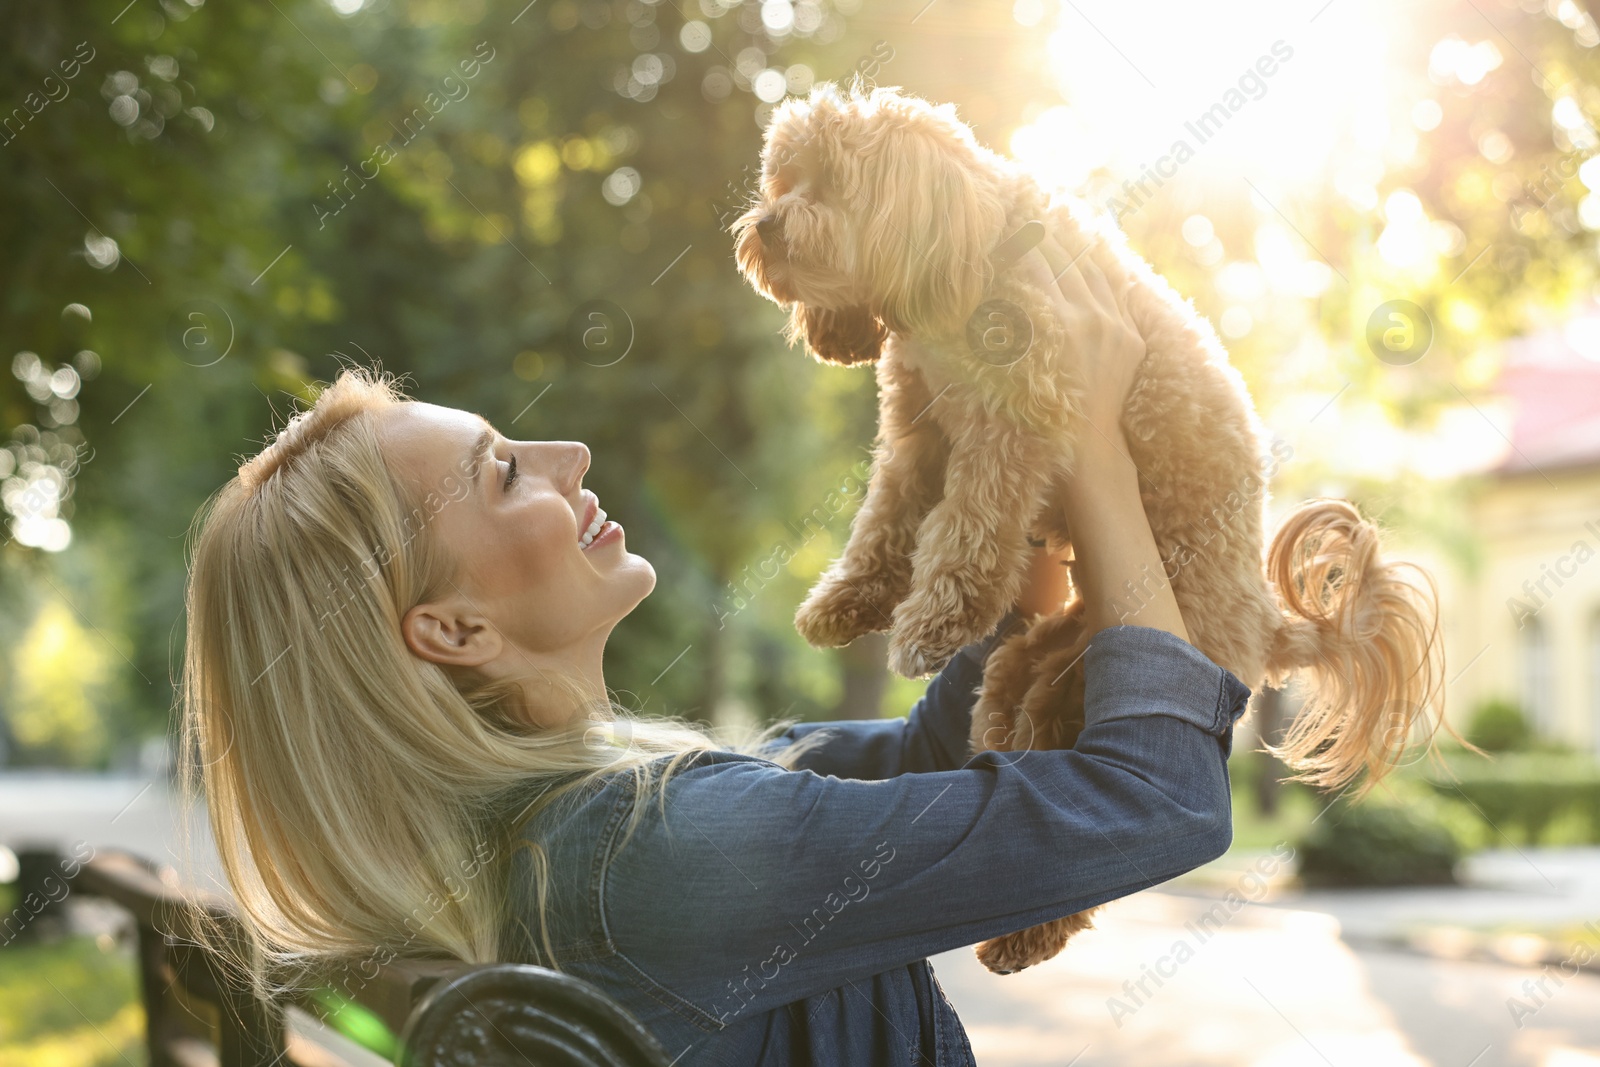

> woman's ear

[
  {"left": 402, "top": 601, "right": 503, "bottom": 668},
  {"left": 787, "top": 303, "right": 887, "bottom": 364}
]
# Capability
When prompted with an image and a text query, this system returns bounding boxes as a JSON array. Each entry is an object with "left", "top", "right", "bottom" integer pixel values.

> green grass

[
  {"left": 1467, "top": 920, "right": 1600, "bottom": 952},
  {"left": 1544, "top": 922, "right": 1600, "bottom": 953},
  {"left": 1230, "top": 782, "right": 1323, "bottom": 853},
  {"left": 0, "top": 928, "right": 145, "bottom": 1067}
]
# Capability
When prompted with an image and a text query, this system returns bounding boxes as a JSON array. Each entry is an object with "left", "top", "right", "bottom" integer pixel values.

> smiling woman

[
  {"left": 376, "top": 398, "right": 652, "bottom": 724},
  {"left": 178, "top": 366, "right": 794, "bottom": 995},
  {"left": 180, "top": 339, "right": 1251, "bottom": 1066}
]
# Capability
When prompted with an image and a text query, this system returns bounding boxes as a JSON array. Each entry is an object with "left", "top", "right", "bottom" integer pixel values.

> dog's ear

[
  {"left": 862, "top": 103, "right": 1007, "bottom": 337},
  {"left": 787, "top": 304, "right": 886, "bottom": 365}
]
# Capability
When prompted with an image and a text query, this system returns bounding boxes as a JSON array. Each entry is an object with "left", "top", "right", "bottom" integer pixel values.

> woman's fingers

[
  {"left": 1019, "top": 249, "right": 1086, "bottom": 326},
  {"left": 1017, "top": 246, "right": 1058, "bottom": 292},
  {"left": 1030, "top": 245, "right": 1094, "bottom": 314},
  {"left": 1079, "top": 254, "right": 1121, "bottom": 315},
  {"left": 1019, "top": 231, "right": 1134, "bottom": 339},
  {"left": 1004, "top": 229, "right": 1145, "bottom": 422},
  {"left": 1049, "top": 239, "right": 1115, "bottom": 309},
  {"left": 1033, "top": 232, "right": 1068, "bottom": 278},
  {"left": 1049, "top": 247, "right": 1113, "bottom": 316}
]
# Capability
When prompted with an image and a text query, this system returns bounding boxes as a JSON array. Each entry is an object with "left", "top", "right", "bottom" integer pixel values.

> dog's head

[{"left": 732, "top": 84, "right": 1009, "bottom": 365}]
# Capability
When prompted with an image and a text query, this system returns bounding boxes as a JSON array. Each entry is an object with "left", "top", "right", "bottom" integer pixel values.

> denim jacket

[{"left": 505, "top": 622, "right": 1252, "bottom": 1066}]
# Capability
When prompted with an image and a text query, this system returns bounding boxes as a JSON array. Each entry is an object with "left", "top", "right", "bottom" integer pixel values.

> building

[{"left": 1442, "top": 319, "right": 1600, "bottom": 753}]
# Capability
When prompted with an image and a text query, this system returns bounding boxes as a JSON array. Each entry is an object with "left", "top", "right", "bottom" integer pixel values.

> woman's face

[{"left": 379, "top": 402, "right": 655, "bottom": 692}]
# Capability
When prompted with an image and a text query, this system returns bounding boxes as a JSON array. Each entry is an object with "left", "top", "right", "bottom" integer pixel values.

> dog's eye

[
  {"left": 771, "top": 165, "right": 816, "bottom": 199},
  {"left": 769, "top": 151, "right": 806, "bottom": 186}
]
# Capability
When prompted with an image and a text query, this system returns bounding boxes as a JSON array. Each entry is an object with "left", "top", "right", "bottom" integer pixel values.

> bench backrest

[{"left": 65, "top": 849, "right": 670, "bottom": 1067}]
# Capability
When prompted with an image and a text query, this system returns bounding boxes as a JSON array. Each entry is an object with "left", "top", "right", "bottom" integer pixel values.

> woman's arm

[
  {"left": 602, "top": 630, "right": 1248, "bottom": 1026},
  {"left": 1023, "top": 234, "right": 1190, "bottom": 643}
]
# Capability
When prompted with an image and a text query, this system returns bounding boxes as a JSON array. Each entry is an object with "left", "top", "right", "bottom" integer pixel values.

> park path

[
  {"left": 0, "top": 771, "right": 222, "bottom": 887},
  {"left": 933, "top": 889, "right": 1600, "bottom": 1067}
]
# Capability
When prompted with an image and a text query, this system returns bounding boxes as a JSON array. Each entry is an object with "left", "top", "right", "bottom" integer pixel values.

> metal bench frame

[{"left": 62, "top": 849, "right": 670, "bottom": 1067}]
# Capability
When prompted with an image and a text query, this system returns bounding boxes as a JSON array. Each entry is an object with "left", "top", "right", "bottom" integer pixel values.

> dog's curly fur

[{"left": 732, "top": 84, "right": 1446, "bottom": 974}]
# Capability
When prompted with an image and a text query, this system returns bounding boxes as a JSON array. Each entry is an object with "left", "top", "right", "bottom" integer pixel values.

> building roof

[{"left": 1494, "top": 315, "right": 1600, "bottom": 476}]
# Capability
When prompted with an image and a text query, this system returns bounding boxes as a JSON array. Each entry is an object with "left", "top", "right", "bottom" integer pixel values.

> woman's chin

[{"left": 616, "top": 552, "right": 656, "bottom": 602}]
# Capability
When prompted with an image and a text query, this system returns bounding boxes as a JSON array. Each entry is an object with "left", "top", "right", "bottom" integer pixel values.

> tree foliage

[
  {"left": 0, "top": 0, "right": 1054, "bottom": 762},
  {"left": 5, "top": 0, "right": 1598, "bottom": 763}
]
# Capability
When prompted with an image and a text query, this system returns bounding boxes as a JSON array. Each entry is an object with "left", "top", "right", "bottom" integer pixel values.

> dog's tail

[{"left": 1262, "top": 499, "right": 1446, "bottom": 791}]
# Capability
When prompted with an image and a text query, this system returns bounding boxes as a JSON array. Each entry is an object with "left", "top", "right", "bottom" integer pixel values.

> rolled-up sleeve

[{"left": 600, "top": 625, "right": 1252, "bottom": 1026}]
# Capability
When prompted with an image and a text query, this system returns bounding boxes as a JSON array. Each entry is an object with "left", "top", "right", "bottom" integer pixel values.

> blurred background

[{"left": 3, "top": 0, "right": 1600, "bottom": 1062}]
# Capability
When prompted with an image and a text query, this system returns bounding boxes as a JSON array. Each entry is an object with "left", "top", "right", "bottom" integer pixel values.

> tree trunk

[
  {"left": 696, "top": 612, "right": 726, "bottom": 726},
  {"left": 832, "top": 632, "right": 889, "bottom": 719},
  {"left": 1254, "top": 686, "right": 1286, "bottom": 817}
]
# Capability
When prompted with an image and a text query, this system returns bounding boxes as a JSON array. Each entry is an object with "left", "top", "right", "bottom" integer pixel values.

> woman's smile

[
  {"left": 582, "top": 520, "right": 622, "bottom": 551},
  {"left": 576, "top": 490, "right": 622, "bottom": 551}
]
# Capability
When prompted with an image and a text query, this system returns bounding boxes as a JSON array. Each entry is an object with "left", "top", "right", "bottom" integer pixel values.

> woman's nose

[
  {"left": 553, "top": 441, "right": 590, "bottom": 494},
  {"left": 523, "top": 440, "right": 589, "bottom": 493}
]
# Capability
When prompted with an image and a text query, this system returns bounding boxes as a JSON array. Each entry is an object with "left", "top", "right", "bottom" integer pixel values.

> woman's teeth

[{"left": 580, "top": 508, "right": 607, "bottom": 547}]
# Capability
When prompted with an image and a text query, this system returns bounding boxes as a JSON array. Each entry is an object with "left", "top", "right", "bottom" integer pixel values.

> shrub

[
  {"left": 1465, "top": 698, "right": 1532, "bottom": 753},
  {"left": 1295, "top": 785, "right": 1478, "bottom": 886},
  {"left": 1425, "top": 752, "right": 1600, "bottom": 844}
]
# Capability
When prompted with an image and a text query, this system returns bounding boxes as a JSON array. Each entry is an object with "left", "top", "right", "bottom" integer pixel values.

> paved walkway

[
  {"left": 933, "top": 889, "right": 1600, "bottom": 1067},
  {"left": 0, "top": 770, "right": 220, "bottom": 888},
  {"left": 1272, "top": 849, "right": 1600, "bottom": 944}
]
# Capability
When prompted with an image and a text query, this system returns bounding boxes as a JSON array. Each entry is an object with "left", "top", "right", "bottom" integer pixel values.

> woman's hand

[
  {"left": 1017, "top": 232, "right": 1190, "bottom": 644},
  {"left": 1017, "top": 237, "right": 1146, "bottom": 439}
]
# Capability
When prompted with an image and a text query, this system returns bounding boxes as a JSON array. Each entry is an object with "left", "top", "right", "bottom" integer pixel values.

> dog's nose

[{"left": 755, "top": 215, "right": 781, "bottom": 241}]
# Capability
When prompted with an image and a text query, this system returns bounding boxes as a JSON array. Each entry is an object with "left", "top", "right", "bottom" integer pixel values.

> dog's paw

[
  {"left": 969, "top": 629, "right": 1045, "bottom": 753},
  {"left": 969, "top": 690, "right": 1013, "bottom": 755},
  {"left": 975, "top": 910, "right": 1097, "bottom": 975},
  {"left": 886, "top": 599, "right": 987, "bottom": 678},
  {"left": 886, "top": 635, "right": 952, "bottom": 679},
  {"left": 794, "top": 576, "right": 895, "bottom": 649},
  {"left": 974, "top": 933, "right": 1039, "bottom": 976}
]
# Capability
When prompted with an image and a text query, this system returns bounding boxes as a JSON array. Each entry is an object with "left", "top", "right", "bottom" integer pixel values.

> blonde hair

[{"left": 179, "top": 367, "right": 799, "bottom": 998}]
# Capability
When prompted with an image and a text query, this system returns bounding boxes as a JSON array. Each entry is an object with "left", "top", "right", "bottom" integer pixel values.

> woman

[{"left": 180, "top": 238, "right": 1249, "bottom": 1066}]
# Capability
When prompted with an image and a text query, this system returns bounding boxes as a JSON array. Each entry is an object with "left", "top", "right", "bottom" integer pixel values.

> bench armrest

[
  {"left": 64, "top": 849, "right": 668, "bottom": 1067},
  {"left": 399, "top": 965, "right": 670, "bottom": 1067}
]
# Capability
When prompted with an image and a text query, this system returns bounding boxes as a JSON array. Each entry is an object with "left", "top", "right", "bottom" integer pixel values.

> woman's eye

[{"left": 502, "top": 454, "right": 518, "bottom": 491}]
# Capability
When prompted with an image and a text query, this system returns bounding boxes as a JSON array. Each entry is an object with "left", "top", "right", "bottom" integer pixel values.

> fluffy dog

[{"left": 733, "top": 84, "right": 1444, "bottom": 974}]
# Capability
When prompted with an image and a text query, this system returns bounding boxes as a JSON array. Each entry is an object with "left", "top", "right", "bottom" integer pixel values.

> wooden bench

[{"left": 56, "top": 848, "right": 670, "bottom": 1067}]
